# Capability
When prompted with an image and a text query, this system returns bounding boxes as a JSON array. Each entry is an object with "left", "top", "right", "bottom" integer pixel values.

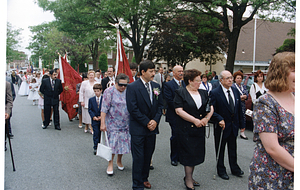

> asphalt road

[{"left": 5, "top": 95, "right": 255, "bottom": 190}]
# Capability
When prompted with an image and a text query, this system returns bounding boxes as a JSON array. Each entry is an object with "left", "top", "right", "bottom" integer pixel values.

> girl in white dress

[
  {"left": 18, "top": 72, "right": 30, "bottom": 96},
  {"left": 35, "top": 73, "right": 42, "bottom": 86},
  {"left": 28, "top": 78, "right": 40, "bottom": 105}
]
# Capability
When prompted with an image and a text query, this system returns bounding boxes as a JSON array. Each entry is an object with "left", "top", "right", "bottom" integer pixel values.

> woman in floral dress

[
  {"left": 101, "top": 73, "right": 130, "bottom": 176},
  {"left": 249, "top": 52, "right": 294, "bottom": 189}
]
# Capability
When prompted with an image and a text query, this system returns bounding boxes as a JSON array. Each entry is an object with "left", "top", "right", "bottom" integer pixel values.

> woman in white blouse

[
  {"left": 249, "top": 70, "right": 268, "bottom": 105},
  {"left": 79, "top": 70, "right": 99, "bottom": 134},
  {"left": 199, "top": 74, "right": 212, "bottom": 95}
]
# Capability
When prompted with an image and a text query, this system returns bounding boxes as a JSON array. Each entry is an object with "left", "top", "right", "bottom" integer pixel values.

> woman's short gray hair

[{"left": 115, "top": 73, "right": 130, "bottom": 83}]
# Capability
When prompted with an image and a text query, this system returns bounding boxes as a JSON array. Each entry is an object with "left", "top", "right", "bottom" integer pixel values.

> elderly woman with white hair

[{"left": 79, "top": 70, "right": 99, "bottom": 134}]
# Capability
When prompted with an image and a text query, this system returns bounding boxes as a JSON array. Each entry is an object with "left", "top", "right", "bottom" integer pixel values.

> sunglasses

[{"left": 118, "top": 83, "right": 128, "bottom": 87}]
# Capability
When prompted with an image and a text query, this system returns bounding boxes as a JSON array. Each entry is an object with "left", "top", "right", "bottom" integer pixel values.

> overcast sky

[{"left": 7, "top": 0, "right": 55, "bottom": 58}]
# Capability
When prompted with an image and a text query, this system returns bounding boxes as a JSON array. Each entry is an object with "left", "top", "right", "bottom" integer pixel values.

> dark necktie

[
  {"left": 227, "top": 90, "right": 234, "bottom": 112},
  {"left": 51, "top": 80, "right": 55, "bottom": 91},
  {"left": 161, "top": 74, "right": 163, "bottom": 84},
  {"left": 179, "top": 81, "right": 181, "bottom": 87},
  {"left": 145, "top": 82, "right": 151, "bottom": 97}
]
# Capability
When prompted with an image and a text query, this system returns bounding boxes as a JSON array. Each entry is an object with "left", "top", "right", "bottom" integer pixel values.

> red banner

[
  {"left": 58, "top": 56, "right": 82, "bottom": 120},
  {"left": 116, "top": 31, "right": 133, "bottom": 83}
]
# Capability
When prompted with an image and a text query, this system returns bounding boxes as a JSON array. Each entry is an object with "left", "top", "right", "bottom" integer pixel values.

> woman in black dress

[{"left": 174, "top": 69, "right": 214, "bottom": 190}]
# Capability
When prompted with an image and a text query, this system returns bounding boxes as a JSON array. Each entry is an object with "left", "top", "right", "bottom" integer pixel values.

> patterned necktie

[
  {"left": 51, "top": 80, "right": 55, "bottom": 91},
  {"left": 145, "top": 82, "right": 151, "bottom": 97},
  {"left": 179, "top": 81, "right": 181, "bottom": 87},
  {"left": 96, "top": 97, "right": 99, "bottom": 108},
  {"left": 227, "top": 90, "right": 234, "bottom": 112}
]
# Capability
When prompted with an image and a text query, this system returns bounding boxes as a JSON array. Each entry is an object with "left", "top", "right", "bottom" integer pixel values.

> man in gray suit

[{"left": 153, "top": 67, "right": 164, "bottom": 87}]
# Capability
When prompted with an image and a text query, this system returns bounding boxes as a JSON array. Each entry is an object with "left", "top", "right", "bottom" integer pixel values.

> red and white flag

[
  {"left": 58, "top": 55, "right": 82, "bottom": 120},
  {"left": 114, "top": 28, "right": 133, "bottom": 83}
]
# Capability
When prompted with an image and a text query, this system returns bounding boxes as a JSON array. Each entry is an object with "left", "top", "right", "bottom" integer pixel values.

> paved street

[{"left": 5, "top": 95, "right": 255, "bottom": 190}]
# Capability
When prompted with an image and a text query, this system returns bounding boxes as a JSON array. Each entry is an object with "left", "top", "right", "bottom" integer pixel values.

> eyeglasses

[{"left": 118, "top": 83, "right": 128, "bottom": 87}]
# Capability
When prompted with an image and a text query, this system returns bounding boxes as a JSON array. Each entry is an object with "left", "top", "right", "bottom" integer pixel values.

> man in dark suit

[
  {"left": 163, "top": 65, "right": 185, "bottom": 166},
  {"left": 210, "top": 70, "right": 245, "bottom": 180},
  {"left": 101, "top": 67, "right": 115, "bottom": 92},
  {"left": 212, "top": 71, "right": 218, "bottom": 80},
  {"left": 130, "top": 62, "right": 139, "bottom": 81},
  {"left": 39, "top": 70, "right": 63, "bottom": 130},
  {"left": 126, "top": 60, "right": 163, "bottom": 190}
]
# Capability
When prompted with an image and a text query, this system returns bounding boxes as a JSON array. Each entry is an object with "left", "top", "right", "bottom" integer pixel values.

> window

[{"left": 107, "top": 50, "right": 113, "bottom": 59}]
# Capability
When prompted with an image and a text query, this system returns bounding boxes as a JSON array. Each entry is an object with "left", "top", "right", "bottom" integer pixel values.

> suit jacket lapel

[
  {"left": 232, "top": 88, "right": 239, "bottom": 113},
  {"left": 171, "top": 79, "right": 179, "bottom": 90},
  {"left": 138, "top": 80, "right": 151, "bottom": 108}
]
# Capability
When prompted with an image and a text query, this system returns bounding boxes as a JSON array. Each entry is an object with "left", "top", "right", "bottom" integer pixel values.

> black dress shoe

[
  {"left": 9, "top": 133, "right": 14, "bottom": 138},
  {"left": 218, "top": 173, "right": 229, "bottom": 180},
  {"left": 240, "top": 135, "right": 248, "bottom": 140},
  {"left": 171, "top": 161, "right": 178, "bottom": 166},
  {"left": 55, "top": 126, "right": 61, "bottom": 130},
  {"left": 184, "top": 177, "right": 200, "bottom": 187},
  {"left": 149, "top": 165, "right": 154, "bottom": 170},
  {"left": 232, "top": 170, "right": 244, "bottom": 177},
  {"left": 42, "top": 125, "right": 48, "bottom": 129},
  {"left": 93, "top": 149, "right": 97, "bottom": 155},
  {"left": 183, "top": 177, "right": 195, "bottom": 190}
]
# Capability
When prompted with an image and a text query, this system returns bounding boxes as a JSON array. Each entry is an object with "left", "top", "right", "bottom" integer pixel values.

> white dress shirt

[{"left": 221, "top": 84, "right": 235, "bottom": 106}]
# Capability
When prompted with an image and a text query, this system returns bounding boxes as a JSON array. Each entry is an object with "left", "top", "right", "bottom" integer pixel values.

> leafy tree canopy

[
  {"left": 37, "top": 0, "right": 179, "bottom": 64},
  {"left": 6, "top": 22, "right": 25, "bottom": 63},
  {"left": 27, "top": 22, "right": 90, "bottom": 70},
  {"left": 147, "top": 13, "right": 228, "bottom": 69},
  {"left": 181, "top": 0, "right": 296, "bottom": 73},
  {"left": 99, "top": 53, "right": 108, "bottom": 72}
]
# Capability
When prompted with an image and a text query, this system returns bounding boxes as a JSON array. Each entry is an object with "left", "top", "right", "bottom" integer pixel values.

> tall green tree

[
  {"left": 37, "top": 0, "right": 115, "bottom": 69},
  {"left": 37, "top": 0, "right": 179, "bottom": 64},
  {"left": 6, "top": 22, "right": 24, "bottom": 63},
  {"left": 148, "top": 13, "right": 228, "bottom": 69},
  {"left": 27, "top": 22, "right": 90, "bottom": 69},
  {"left": 181, "top": 0, "right": 296, "bottom": 73},
  {"left": 99, "top": 53, "right": 108, "bottom": 72}
]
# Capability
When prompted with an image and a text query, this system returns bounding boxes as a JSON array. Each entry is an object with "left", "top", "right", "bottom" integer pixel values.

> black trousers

[
  {"left": 44, "top": 103, "right": 59, "bottom": 128},
  {"left": 169, "top": 120, "right": 178, "bottom": 162},
  {"left": 131, "top": 134, "right": 156, "bottom": 190},
  {"left": 214, "top": 126, "right": 241, "bottom": 175},
  {"left": 92, "top": 121, "right": 101, "bottom": 150}
]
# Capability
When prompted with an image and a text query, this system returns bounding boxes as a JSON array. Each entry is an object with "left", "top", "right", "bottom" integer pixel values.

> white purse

[{"left": 96, "top": 131, "right": 112, "bottom": 161}]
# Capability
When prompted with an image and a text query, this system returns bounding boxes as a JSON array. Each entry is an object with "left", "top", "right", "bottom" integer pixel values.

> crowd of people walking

[{"left": 6, "top": 51, "right": 294, "bottom": 190}]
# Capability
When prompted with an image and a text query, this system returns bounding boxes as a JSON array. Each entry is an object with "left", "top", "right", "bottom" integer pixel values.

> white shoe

[
  {"left": 106, "top": 170, "right": 113, "bottom": 176},
  {"left": 78, "top": 125, "right": 83, "bottom": 128},
  {"left": 117, "top": 164, "right": 124, "bottom": 171},
  {"left": 84, "top": 129, "right": 88, "bottom": 133},
  {"left": 49, "top": 121, "right": 52, "bottom": 126}
]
